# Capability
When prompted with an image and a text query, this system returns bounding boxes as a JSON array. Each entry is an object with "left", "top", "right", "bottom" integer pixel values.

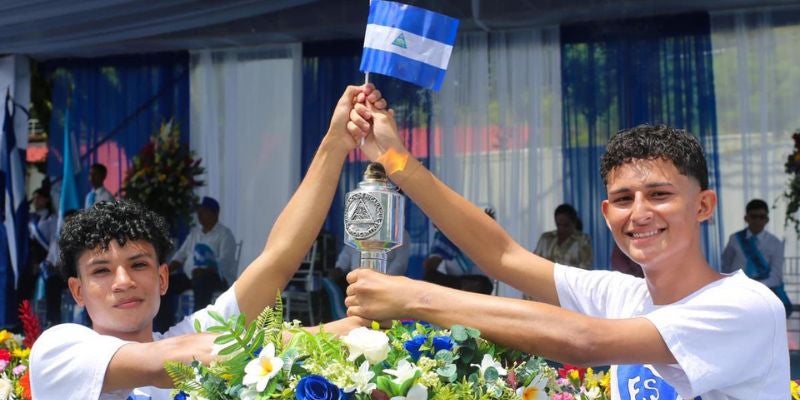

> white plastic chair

[{"left": 283, "top": 242, "right": 320, "bottom": 325}]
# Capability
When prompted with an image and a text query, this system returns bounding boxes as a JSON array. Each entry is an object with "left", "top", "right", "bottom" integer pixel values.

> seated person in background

[
  {"left": 422, "top": 208, "right": 495, "bottom": 294},
  {"left": 533, "top": 203, "right": 592, "bottom": 269},
  {"left": 610, "top": 242, "right": 643, "bottom": 278},
  {"left": 30, "top": 84, "right": 383, "bottom": 399},
  {"left": 171, "top": 196, "right": 237, "bottom": 310},
  {"left": 721, "top": 198, "right": 790, "bottom": 317},
  {"left": 345, "top": 103, "right": 789, "bottom": 398}
]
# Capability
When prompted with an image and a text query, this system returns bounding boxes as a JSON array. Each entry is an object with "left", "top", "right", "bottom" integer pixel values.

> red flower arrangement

[
  {"left": 0, "top": 301, "right": 39, "bottom": 400},
  {"left": 784, "top": 131, "right": 800, "bottom": 234},
  {"left": 121, "top": 120, "right": 204, "bottom": 230}
]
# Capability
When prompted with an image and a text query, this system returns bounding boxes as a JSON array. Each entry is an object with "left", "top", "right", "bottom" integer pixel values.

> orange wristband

[{"left": 377, "top": 148, "right": 409, "bottom": 175}]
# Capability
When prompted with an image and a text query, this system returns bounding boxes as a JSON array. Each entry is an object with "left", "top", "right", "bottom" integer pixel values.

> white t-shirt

[
  {"left": 171, "top": 222, "right": 237, "bottom": 284},
  {"left": 554, "top": 264, "right": 789, "bottom": 400},
  {"left": 30, "top": 285, "right": 240, "bottom": 400}
]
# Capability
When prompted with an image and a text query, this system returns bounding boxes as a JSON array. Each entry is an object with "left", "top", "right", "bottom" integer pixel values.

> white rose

[
  {"left": 341, "top": 327, "right": 390, "bottom": 365},
  {"left": 0, "top": 378, "right": 12, "bottom": 400}
]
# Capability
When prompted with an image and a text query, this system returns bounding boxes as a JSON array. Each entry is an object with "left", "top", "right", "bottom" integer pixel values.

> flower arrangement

[
  {"left": 165, "top": 297, "right": 612, "bottom": 400},
  {"left": 122, "top": 120, "right": 204, "bottom": 230},
  {"left": 784, "top": 130, "right": 800, "bottom": 234},
  {"left": 0, "top": 301, "right": 41, "bottom": 400}
]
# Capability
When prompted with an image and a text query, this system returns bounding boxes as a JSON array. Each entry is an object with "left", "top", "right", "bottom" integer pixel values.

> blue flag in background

[
  {"left": 1, "top": 92, "right": 28, "bottom": 291},
  {"left": 59, "top": 108, "right": 81, "bottom": 229},
  {"left": 360, "top": 0, "right": 459, "bottom": 91}
]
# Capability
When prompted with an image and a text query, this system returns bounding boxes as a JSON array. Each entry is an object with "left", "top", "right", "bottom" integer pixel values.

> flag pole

[{"left": 361, "top": 0, "right": 373, "bottom": 147}]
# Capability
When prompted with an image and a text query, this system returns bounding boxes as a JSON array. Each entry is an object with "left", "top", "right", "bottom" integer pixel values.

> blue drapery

[
  {"left": 560, "top": 13, "right": 724, "bottom": 269},
  {"left": 44, "top": 52, "right": 189, "bottom": 203},
  {"left": 301, "top": 41, "right": 433, "bottom": 279}
]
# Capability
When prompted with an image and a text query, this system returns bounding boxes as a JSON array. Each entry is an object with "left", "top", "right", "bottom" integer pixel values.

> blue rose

[
  {"left": 404, "top": 334, "right": 427, "bottom": 361},
  {"left": 295, "top": 375, "right": 349, "bottom": 400},
  {"left": 173, "top": 392, "right": 188, "bottom": 400},
  {"left": 432, "top": 335, "right": 454, "bottom": 353}
]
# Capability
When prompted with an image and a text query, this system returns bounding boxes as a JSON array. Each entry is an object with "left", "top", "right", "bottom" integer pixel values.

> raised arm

[
  {"left": 354, "top": 103, "right": 559, "bottom": 304},
  {"left": 234, "top": 85, "right": 385, "bottom": 321}
]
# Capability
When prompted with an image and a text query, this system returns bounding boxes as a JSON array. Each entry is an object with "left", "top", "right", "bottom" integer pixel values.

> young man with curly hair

[
  {"left": 29, "top": 84, "right": 386, "bottom": 399},
  {"left": 345, "top": 112, "right": 789, "bottom": 399}
]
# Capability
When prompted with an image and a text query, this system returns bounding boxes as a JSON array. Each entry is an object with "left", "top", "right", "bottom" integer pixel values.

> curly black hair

[
  {"left": 58, "top": 200, "right": 174, "bottom": 279},
  {"left": 600, "top": 124, "right": 709, "bottom": 190}
]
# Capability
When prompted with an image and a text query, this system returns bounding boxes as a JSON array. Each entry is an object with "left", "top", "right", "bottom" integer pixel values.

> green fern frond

[
  {"left": 164, "top": 361, "right": 203, "bottom": 393},
  {"left": 164, "top": 360, "right": 196, "bottom": 385}
]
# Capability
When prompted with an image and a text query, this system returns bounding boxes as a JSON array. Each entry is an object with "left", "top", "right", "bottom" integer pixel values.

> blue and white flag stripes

[
  {"left": 360, "top": 0, "right": 459, "bottom": 91},
  {"left": 1, "top": 91, "right": 28, "bottom": 289},
  {"left": 59, "top": 108, "right": 81, "bottom": 230}
]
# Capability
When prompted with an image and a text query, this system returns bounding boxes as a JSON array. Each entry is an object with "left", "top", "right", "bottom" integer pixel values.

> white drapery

[
  {"left": 711, "top": 8, "right": 800, "bottom": 257},
  {"left": 432, "top": 28, "right": 563, "bottom": 298},
  {"left": 190, "top": 44, "right": 302, "bottom": 277}
]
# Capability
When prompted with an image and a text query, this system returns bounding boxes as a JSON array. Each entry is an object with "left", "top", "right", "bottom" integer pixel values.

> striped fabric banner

[{"left": 360, "top": 0, "right": 459, "bottom": 91}]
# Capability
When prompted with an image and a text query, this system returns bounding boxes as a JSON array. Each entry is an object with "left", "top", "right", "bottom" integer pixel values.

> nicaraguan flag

[
  {"left": 1, "top": 91, "right": 28, "bottom": 290},
  {"left": 360, "top": 0, "right": 459, "bottom": 91}
]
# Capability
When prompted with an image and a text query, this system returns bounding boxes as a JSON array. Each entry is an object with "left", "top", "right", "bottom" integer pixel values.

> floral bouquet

[
  {"left": 122, "top": 120, "right": 204, "bottom": 231},
  {"left": 0, "top": 301, "right": 41, "bottom": 400},
  {"left": 166, "top": 297, "right": 611, "bottom": 399},
  {"left": 784, "top": 130, "right": 800, "bottom": 234}
]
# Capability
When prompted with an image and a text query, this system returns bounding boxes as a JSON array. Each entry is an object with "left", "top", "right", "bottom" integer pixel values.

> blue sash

[{"left": 735, "top": 229, "right": 769, "bottom": 280}]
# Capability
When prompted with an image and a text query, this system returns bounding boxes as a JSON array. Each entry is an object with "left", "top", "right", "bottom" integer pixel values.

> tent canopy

[{"left": 1, "top": 0, "right": 795, "bottom": 59}]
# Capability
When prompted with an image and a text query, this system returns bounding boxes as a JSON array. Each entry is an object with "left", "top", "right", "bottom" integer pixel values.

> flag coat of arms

[{"left": 360, "top": 0, "right": 459, "bottom": 91}]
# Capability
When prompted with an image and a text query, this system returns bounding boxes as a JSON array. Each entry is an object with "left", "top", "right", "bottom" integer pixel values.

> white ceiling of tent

[{"left": 0, "top": 0, "right": 796, "bottom": 59}]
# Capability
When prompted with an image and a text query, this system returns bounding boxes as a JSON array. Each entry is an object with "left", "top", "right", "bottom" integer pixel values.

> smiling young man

[
  {"left": 29, "top": 84, "right": 385, "bottom": 399},
  {"left": 345, "top": 113, "right": 789, "bottom": 399}
]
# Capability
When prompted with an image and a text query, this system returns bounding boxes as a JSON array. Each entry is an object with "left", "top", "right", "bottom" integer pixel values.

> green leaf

[
  {"left": 214, "top": 333, "right": 234, "bottom": 344},
  {"left": 208, "top": 310, "right": 226, "bottom": 325},
  {"left": 242, "top": 320, "right": 257, "bottom": 345},
  {"left": 193, "top": 318, "right": 202, "bottom": 333},
  {"left": 206, "top": 325, "right": 229, "bottom": 333},
  {"left": 396, "top": 370, "right": 421, "bottom": 397},
  {"left": 465, "top": 327, "right": 481, "bottom": 339},
  {"left": 234, "top": 314, "right": 246, "bottom": 335},
  {"left": 451, "top": 325, "right": 468, "bottom": 342},
  {"left": 434, "top": 350, "right": 454, "bottom": 364},
  {"left": 436, "top": 364, "right": 457, "bottom": 382},
  {"left": 217, "top": 342, "right": 242, "bottom": 356},
  {"left": 376, "top": 375, "right": 394, "bottom": 395},
  {"left": 459, "top": 344, "right": 476, "bottom": 364},
  {"left": 484, "top": 366, "right": 499, "bottom": 382}
]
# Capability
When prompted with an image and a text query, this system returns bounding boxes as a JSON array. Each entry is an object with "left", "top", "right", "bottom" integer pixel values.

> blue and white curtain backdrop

[
  {"left": 433, "top": 28, "right": 563, "bottom": 298},
  {"left": 561, "top": 13, "right": 724, "bottom": 269},
  {"left": 711, "top": 8, "right": 800, "bottom": 258},
  {"left": 190, "top": 44, "right": 303, "bottom": 278},
  {"left": 45, "top": 52, "right": 190, "bottom": 209}
]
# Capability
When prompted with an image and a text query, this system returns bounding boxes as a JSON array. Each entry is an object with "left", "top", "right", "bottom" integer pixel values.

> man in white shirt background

[
  {"left": 721, "top": 198, "right": 791, "bottom": 317},
  {"left": 84, "top": 163, "right": 114, "bottom": 208},
  {"left": 169, "top": 196, "right": 237, "bottom": 311}
]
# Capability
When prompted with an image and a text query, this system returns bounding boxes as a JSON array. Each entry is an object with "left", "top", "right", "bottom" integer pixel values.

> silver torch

[{"left": 344, "top": 162, "right": 405, "bottom": 273}]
